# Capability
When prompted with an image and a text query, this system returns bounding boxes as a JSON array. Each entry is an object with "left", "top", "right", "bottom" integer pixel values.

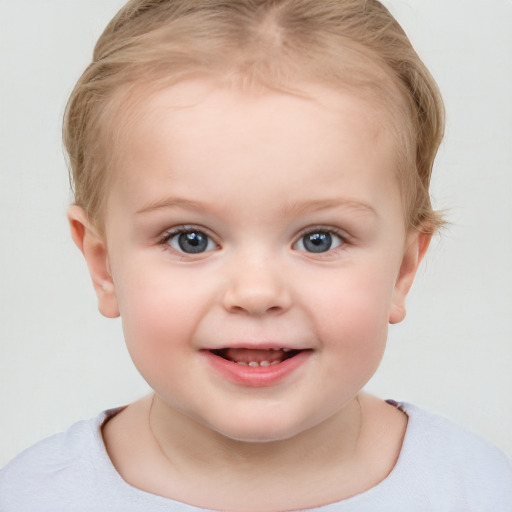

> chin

[{"left": 207, "top": 413, "right": 313, "bottom": 444}]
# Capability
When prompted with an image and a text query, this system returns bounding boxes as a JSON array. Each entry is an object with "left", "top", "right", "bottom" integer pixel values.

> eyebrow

[
  {"left": 283, "top": 198, "right": 378, "bottom": 218},
  {"left": 136, "top": 196, "right": 378, "bottom": 218},
  {"left": 136, "top": 197, "right": 207, "bottom": 215}
]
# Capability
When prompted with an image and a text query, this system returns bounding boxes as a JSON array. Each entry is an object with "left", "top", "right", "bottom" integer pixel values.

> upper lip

[{"left": 201, "top": 342, "right": 306, "bottom": 351}]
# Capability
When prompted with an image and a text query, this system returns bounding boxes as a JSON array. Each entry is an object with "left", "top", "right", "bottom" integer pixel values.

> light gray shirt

[{"left": 1, "top": 403, "right": 511, "bottom": 511}]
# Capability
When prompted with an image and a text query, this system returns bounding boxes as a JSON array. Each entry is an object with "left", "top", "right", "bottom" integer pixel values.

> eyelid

[
  {"left": 294, "top": 225, "right": 349, "bottom": 241},
  {"left": 292, "top": 225, "right": 349, "bottom": 253},
  {"left": 158, "top": 225, "right": 219, "bottom": 254}
]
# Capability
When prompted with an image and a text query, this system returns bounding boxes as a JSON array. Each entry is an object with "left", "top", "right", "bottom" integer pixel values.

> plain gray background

[{"left": 1, "top": 0, "right": 511, "bottom": 466}]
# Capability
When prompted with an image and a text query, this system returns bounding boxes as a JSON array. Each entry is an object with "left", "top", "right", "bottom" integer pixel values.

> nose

[{"left": 221, "top": 254, "right": 292, "bottom": 316}]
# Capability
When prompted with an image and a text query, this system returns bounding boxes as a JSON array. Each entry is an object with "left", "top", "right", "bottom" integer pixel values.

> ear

[
  {"left": 67, "top": 205, "right": 120, "bottom": 318},
  {"left": 389, "top": 230, "right": 431, "bottom": 324}
]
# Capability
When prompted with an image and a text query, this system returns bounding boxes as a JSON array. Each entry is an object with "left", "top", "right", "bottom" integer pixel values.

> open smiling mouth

[{"left": 209, "top": 348, "right": 304, "bottom": 367}]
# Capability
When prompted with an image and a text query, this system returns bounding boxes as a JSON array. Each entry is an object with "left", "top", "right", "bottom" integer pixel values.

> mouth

[
  {"left": 202, "top": 346, "right": 312, "bottom": 386},
  {"left": 208, "top": 347, "right": 304, "bottom": 367}
]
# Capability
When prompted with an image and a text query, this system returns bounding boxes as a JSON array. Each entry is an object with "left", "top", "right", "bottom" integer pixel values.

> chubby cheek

[
  {"left": 113, "top": 267, "right": 207, "bottom": 388},
  {"left": 307, "top": 265, "right": 395, "bottom": 379}
]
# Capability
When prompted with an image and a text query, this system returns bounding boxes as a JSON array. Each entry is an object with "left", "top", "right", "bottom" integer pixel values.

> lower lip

[{"left": 201, "top": 350, "right": 311, "bottom": 387}]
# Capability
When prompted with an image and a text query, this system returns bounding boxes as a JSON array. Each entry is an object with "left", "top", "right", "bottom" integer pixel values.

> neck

[
  {"left": 148, "top": 393, "right": 365, "bottom": 503},
  {"left": 104, "top": 392, "right": 406, "bottom": 511}
]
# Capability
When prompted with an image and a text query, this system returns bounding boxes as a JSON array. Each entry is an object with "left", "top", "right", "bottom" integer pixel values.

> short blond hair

[{"left": 64, "top": 0, "right": 445, "bottom": 233}]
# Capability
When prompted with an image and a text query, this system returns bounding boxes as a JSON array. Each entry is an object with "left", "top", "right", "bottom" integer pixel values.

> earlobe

[
  {"left": 67, "top": 205, "right": 120, "bottom": 318},
  {"left": 389, "top": 231, "right": 431, "bottom": 324}
]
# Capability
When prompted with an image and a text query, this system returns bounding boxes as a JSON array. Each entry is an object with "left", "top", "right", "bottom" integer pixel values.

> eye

[
  {"left": 165, "top": 229, "right": 217, "bottom": 254},
  {"left": 294, "top": 230, "right": 344, "bottom": 253}
]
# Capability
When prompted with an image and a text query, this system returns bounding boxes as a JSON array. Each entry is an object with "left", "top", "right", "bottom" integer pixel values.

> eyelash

[
  {"left": 158, "top": 226, "right": 218, "bottom": 255},
  {"left": 157, "top": 225, "right": 350, "bottom": 256},
  {"left": 293, "top": 226, "right": 349, "bottom": 255}
]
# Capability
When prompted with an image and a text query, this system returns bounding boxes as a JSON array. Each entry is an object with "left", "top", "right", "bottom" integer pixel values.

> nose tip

[
  {"left": 221, "top": 260, "right": 291, "bottom": 316},
  {"left": 224, "top": 293, "right": 288, "bottom": 316}
]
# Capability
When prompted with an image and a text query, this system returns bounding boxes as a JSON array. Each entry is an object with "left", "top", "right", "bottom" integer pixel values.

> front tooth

[
  {"left": 283, "top": 348, "right": 291, "bottom": 353},
  {"left": 237, "top": 361, "right": 248, "bottom": 366},
  {"left": 270, "top": 361, "right": 280, "bottom": 365},
  {"left": 248, "top": 361, "right": 259, "bottom": 367},
  {"left": 260, "top": 360, "right": 270, "bottom": 367}
]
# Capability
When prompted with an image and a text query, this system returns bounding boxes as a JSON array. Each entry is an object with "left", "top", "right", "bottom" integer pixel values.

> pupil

[
  {"left": 304, "top": 232, "right": 332, "bottom": 253},
  {"left": 178, "top": 232, "right": 208, "bottom": 253}
]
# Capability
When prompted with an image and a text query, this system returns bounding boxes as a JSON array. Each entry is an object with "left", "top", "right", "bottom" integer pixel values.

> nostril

[
  {"left": 227, "top": 303, "right": 285, "bottom": 316},
  {"left": 221, "top": 271, "right": 292, "bottom": 315}
]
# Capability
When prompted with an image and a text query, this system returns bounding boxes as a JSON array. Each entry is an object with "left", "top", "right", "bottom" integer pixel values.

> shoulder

[
  {"left": 400, "top": 402, "right": 511, "bottom": 471},
  {"left": 395, "top": 402, "right": 512, "bottom": 510},
  {"left": 0, "top": 409, "right": 121, "bottom": 512}
]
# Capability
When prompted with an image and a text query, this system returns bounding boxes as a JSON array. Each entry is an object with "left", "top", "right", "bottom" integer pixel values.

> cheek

[
  {"left": 304, "top": 263, "right": 396, "bottom": 350},
  {"left": 113, "top": 268, "right": 206, "bottom": 370},
  {"left": 119, "top": 294, "right": 204, "bottom": 400},
  {"left": 315, "top": 284, "right": 391, "bottom": 395},
  {"left": 307, "top": 265, "right": 394, "bottom": 322}
]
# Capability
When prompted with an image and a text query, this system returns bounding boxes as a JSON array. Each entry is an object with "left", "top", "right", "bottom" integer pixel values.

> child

[{"left": 1, "top": 0, "right": 511, "bottom": 510}]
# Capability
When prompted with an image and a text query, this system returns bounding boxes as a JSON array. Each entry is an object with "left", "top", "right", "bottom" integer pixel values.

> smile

[
  {"left": 202, "top": 347, "right": 311, "bottom": 387},
  {"left": 210, "top": 347, "right": 301, "bottom": 367}
]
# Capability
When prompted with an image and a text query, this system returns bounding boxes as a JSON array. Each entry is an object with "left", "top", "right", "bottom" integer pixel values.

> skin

[{"left": 69, "top": 78, "right": 430, "bottom": 511}]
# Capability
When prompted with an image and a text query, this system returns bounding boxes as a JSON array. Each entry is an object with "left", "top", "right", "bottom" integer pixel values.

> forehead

[
  {"left": 112, "top": 76, "right": 399, "bottom": 167},
  {"left": 89, "top": 52, "right": 414, "bottom": 228},
  {"left": 143, "top": 79, "right": 386, "bottom": 137},
  {"left": 103, "top": 78, "right": 403, "bottom": 224}
]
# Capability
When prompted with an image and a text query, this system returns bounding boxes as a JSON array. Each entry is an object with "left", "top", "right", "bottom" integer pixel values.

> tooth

[
  {"left": 237, "top": 361, "right": 248, "bottom": 366},
  {"left": 248, "top": 361, "right": 259, "bottom": 367},
  {"left": 270, "top": 361, "right": 280, "bottom": 365},
  {"left": 283, "top": 348, "right": 291, "bottom": 352},
  {"left": 260, "top": 361, "right": 270, "bottom": 367}
]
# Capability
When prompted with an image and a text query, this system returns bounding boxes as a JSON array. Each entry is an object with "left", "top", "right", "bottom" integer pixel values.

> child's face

[{"left": 77, "top": 79, "right": 426, "bottom": 442}]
